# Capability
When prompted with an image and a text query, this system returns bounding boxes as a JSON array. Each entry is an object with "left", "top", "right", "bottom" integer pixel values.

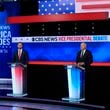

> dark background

[{"left": 27, "top": 65, "right": 110, "bottom": 106}]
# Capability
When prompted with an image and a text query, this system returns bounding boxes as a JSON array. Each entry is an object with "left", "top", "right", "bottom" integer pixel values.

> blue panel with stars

[{"left": 38, "top": 0, "right": 75, "bottom": 15}]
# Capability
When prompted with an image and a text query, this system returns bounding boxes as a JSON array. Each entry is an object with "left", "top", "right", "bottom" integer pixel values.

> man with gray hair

[
  {"left": 76, "top": 42, "right": 93, "bottom": 68},
  {"left": 76, "top": 42, "right": 93, "bottom": 99}
]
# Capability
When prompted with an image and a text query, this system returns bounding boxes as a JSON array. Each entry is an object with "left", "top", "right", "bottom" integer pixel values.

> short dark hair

[{"left": 18, "top": 42, "right": 23, "bottom": 45}]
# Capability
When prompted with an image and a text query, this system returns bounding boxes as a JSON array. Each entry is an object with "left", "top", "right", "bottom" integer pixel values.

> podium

[
  {"left": 62, "top": 65, "right": 85, "bottom": 102},
  {"left": 7, "top": 63, "right": 27, "bottom": 97}
]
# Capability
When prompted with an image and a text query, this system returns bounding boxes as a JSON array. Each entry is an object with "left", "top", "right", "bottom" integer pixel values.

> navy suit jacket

[
  {"left": 13, "top": 49, "right": 29, "bottom": 65},
  {"left": 76, "top": 49, "right": 93, "bottom": 67}
]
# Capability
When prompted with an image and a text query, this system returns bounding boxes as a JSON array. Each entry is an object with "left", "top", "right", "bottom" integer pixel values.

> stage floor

[
  {"left": 0, "top": 100, "right": 88, "bottom": 110},
  {"left": 0, "top": 106, "right": 37, "bottom": 110},
  {"left": 0, "top": 89, "right": 106, "bottom": 110},
  {"left": 0, "top": 95, "right": 106, "bottom": 110}
]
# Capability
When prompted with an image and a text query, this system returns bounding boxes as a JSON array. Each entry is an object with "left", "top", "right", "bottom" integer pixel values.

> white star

[
  {"left": 56, "top": 4, "right": 58, "bottom": 7},
  {"left": 38, "top": 1, "right": 40, "bottom": 3},
  {"left": 41, "top": 5, "right": 44, "bottom": 7},
  {"left": 63, "top": 3, "right": 66, "bottom": 6},
  {"left": 52, "top": 8, "right": 54, "bottom": 11},
  {"left": 45, "top": 9, "right": 47, "bottom": 11},
  {"left": 63, "top": 12, "right": 66, "bottom": 14},
  {"left": 70, "top": 12, "right": 73, "bottom": 14},
  {"left": 45, "top": 1, "right": 47, "bottom": 3},
  {"left": 55, "top": 12, "right": 58, "bottom": 14},
  {"left": 48, "top": 13, "right": 51, "bottom": 15},
  {"left": 38, "top": 9, "right": 40, "bottom": 12},
  {"left": 66, "top": 7, "right": 69, "bottom": 10},
  {"left": 59, "top": 8, "right": 62, "bottom": 10},
  {"left": 41, "top": 13, "right": 44, "bottom": 15},
  {"left": 70, "top": 3, "right": 73, "bottom": 5},
  {"left": 48, "top": 4, "right": 51, "bottom": 7}
]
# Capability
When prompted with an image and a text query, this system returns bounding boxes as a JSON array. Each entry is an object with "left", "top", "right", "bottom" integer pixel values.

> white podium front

[
  {"left": 7, "top": 63, "right": 27, "bottom": 97},
  {"left": 62, "top": 65, "right": 85, "bottom": 102}
]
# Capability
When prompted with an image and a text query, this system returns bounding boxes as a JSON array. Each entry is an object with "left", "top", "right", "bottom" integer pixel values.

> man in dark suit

[
  {"left": 12, "top": 42, "right": 29, "bottom": 94},
  {"left": 76, "top": 42, "right": 93, "bottom": 99},
  {"left": 13, "top": 42, "right": 29, "bottom": 65},
  {"left": 76, "top": 42, "right": 93, "bottom": 68}
]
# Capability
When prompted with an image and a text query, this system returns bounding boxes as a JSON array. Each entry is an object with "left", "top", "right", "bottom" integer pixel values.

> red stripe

[
  {"left": 29, "top": 61, "right": 110, "bottom": 66},
  {"left": 91, "top": 63, "right": 110, "bottom": 66},
  {"left": 29, "top": 61, "right": 74, "bottom": 65},
  {"left": 7, "top": 12, "right": 108, "bottom": 24},
  {"left": 82, "top": 4, "right": 110, "bottom": 9},
  {"left": 76, "top": 0, "right": 109, "bottom": 2}
]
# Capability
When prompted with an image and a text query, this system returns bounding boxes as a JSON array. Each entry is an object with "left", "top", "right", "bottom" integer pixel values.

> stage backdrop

[
  {"left": 12, "top": 35, "right": 110, "bottom": 62},
  {"left": 1, "top": 0, "right": 110, "bottom": 78},
  {"left": 1, "top": 32, "right": 110, "bottom": 78},
  {"left": 38, "top": 0, "right": 110, "bottom": 17}
]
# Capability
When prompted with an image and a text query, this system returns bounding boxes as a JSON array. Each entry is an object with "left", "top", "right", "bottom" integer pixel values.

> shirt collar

[
  {"left": 18, "top": 49, "right": 22, "bottom": 51},
  {"left": 81, "top": 49, "right": 86, "bottom": 54},
  {"left": 83, "top": 49, "right": 86, "bottom": 53}
]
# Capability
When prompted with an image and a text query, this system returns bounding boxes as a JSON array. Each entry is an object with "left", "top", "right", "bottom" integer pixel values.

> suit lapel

[{"left": 21, "top": 50, "right": 23, "bottom": 59}]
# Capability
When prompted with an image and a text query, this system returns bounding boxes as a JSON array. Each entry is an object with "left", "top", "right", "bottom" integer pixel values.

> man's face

[
  {"left": 18, "top": 43, "right": 23, "bottom": 49},
  {"left": 80, "top": 43, "right": 86, "bottom": 50}
]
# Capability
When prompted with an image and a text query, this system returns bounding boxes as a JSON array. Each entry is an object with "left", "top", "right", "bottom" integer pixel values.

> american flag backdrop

[{"left": 38, "top": 0, "right": 110, "bottom": 17}]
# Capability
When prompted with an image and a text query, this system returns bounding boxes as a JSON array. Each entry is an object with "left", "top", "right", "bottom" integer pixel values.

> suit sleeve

[
  {"left": 85, "top": 51, "right": 93, "bottom": 66},
  {"left": 25, "top": 51, "right": 29, "bottom": 64}
]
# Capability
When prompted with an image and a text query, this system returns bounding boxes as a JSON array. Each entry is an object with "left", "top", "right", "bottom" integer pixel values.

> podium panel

[
  {"left": 7, "top": 63, "right": 27, "bottom": 97},
  {"left": 62, "top": 65, "right": 85, "bottom": 102}
]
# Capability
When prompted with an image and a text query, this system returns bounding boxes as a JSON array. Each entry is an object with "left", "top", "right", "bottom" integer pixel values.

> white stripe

[
  {"left": 12, "top": 37, "right": 32, "bottom": 43},
  {"left": 75, "top": 1, "right": 110, "bottom": 17},
  {"left": 12, "top": 35, "right": 110, "bottom": 43}
]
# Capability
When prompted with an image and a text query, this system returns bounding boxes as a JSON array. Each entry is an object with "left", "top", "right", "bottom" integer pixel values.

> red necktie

[{"left": 18, "top": 50, "right": 21, "bottom": 60}]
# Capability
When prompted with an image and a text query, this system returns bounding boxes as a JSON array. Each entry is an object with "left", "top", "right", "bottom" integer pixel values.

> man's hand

[{"left": 77, "top": 62, "right": 85, "bottom": 66}]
